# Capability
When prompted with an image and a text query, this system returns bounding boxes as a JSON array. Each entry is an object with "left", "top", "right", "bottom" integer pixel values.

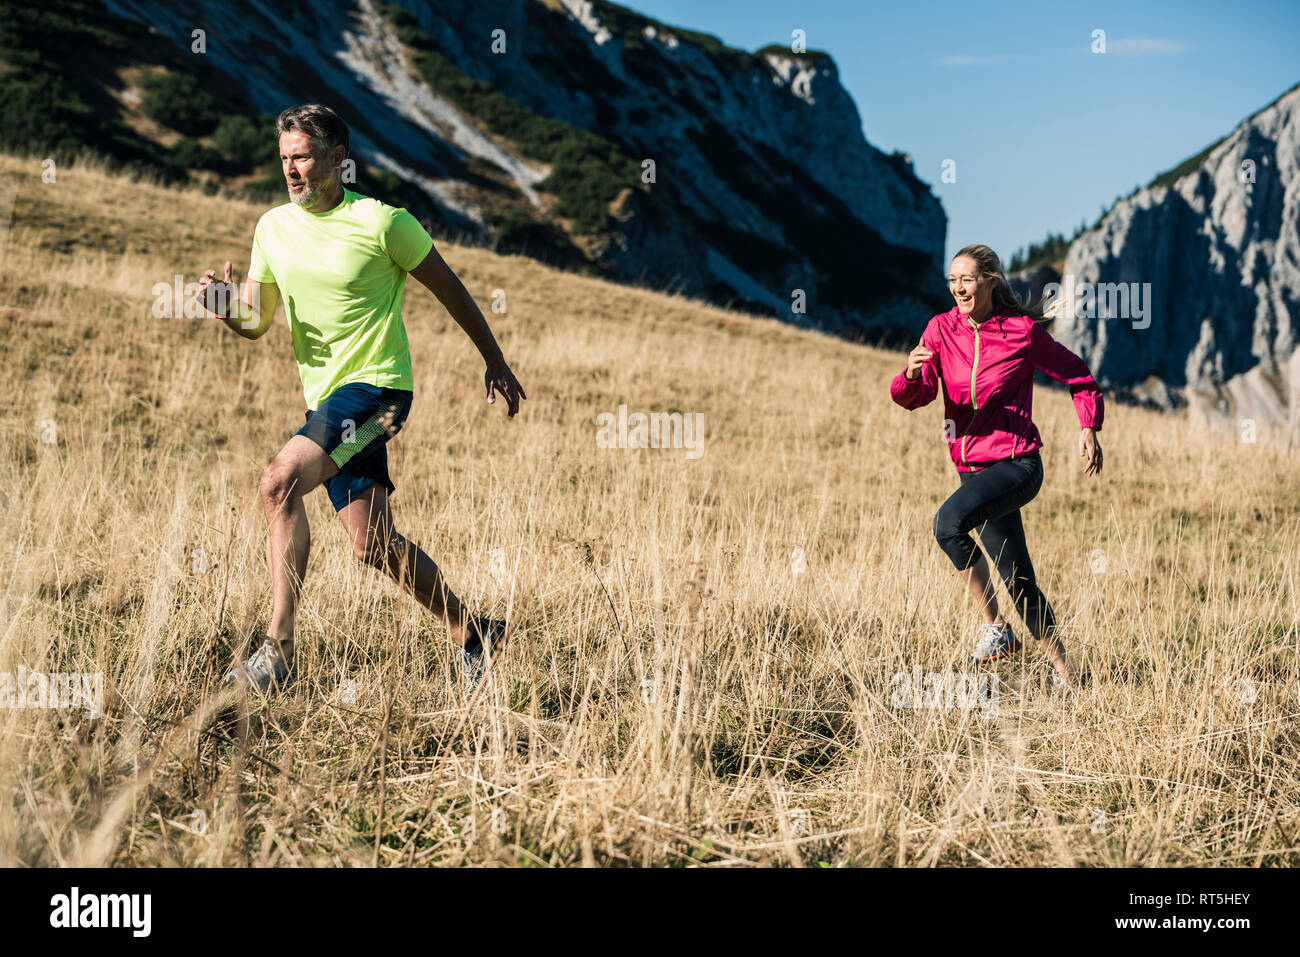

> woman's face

[{"left": 949, "top": 255, "right": 994, "bottom": 320}]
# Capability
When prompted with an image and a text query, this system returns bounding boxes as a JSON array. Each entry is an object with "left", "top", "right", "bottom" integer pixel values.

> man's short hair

[{"left": 276, "top": 104, "right": 350, "bottom": 159}]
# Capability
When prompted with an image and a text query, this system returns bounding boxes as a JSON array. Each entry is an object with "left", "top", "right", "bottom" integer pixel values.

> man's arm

[
  {"left": 408, "top": 245, "right": 525, "bottom": 417},
  {"left": 197, "top": 260, "right": 278, "bottom": 340}
]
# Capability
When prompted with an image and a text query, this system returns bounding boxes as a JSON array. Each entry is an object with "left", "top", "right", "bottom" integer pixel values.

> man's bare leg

[
  {"left": 337, "top": 484, "right": 481, "bottom": 647},
  {"left": 259, "top": 434, "right": 340, "bottom": 657}
]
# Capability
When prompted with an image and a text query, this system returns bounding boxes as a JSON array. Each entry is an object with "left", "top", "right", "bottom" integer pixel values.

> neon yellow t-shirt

[{"left": 247, "top": 188, "right": 433, "bottom": 408}]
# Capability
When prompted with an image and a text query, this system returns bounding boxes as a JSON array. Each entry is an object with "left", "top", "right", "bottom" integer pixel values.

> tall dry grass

[{"left": 0, "top": 152, "right": 1296, "bottom": 866}]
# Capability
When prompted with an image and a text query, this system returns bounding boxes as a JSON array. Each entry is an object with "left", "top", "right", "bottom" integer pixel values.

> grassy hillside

[{"left": 1, "top": 153, "right": 1298, "bottom": 866}]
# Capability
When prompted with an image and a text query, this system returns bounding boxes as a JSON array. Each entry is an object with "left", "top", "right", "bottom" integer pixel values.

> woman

[{"left": 890, "top": 244, "right": 1103, "bottom": 689}]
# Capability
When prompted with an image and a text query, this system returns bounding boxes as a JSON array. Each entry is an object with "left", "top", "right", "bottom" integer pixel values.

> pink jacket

[{"left": 890, "top": 307, "right": 1104, "bottom": 472}]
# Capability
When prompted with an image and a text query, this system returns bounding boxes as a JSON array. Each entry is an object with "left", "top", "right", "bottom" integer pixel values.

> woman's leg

[
  {"left": 932, "top": 459, "right": 1042, "bottom": 587},
  {"left": 976, "top": 510, "right": 1078, "bottom": 682},
  {"left": 932, "top": 456, "right": 1056, "bottom": 659},
  {"left": 960, "top": 553, "right": 1002, "bottom": 628},
  {"left": 933, "top": 466, "right": 1022, "bottom": 636}
]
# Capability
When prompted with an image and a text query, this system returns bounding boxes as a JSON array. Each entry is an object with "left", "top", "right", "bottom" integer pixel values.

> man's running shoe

[
  {"left": 222, "top": 639, "right": 295, "bottom": 692},
  {"left": 970, "top": 623, "right": 1021, "bottom": 663},
  {"left": 1050, "top": 671, "right": 1085, "bottom": 695},
  {"left": 461, "top": 618, "right": 508, "bottom": 688}
]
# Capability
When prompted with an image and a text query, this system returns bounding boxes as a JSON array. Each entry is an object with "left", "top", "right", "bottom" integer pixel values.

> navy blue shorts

[{"left": 296, "top": 383, "right": 413, "bottom": 512}]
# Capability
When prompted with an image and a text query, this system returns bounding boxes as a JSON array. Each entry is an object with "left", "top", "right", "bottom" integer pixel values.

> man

[{"left": 197, "top": 104, "right": 525, "bottom": 691}]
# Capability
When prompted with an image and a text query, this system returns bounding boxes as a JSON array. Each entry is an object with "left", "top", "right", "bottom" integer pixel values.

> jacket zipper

[{"left": 962, "top": 318, "right": 980, "bottom": 466}]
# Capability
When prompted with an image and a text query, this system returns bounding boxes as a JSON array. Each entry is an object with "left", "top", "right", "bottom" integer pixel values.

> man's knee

[
  {"left": 260, "top": 464, "right": 303, "bottom": 510},
  {"left": 354, "top": 526, "right": 406, "bottom": 567}
]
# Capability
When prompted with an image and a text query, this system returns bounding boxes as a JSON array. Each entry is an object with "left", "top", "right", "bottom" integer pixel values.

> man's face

[{"left": 280, "top": 130, "right": 340, "bottom": 209}]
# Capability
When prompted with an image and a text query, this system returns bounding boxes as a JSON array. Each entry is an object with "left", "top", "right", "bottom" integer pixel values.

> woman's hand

[
  {"left": 1079, "top": 427, "right": 1103, "bottom": 476},
  {"left": 904, "top": 340, "right": 934, "bottom": 381}
]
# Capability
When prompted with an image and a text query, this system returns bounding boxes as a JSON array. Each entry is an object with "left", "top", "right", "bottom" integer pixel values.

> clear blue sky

[{"left": 622, "top": 0, "right": 1299, "bottom": 268}]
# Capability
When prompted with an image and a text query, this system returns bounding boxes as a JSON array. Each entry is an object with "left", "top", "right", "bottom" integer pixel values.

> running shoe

[
  {"left": 970, "top": 622, "right": 1021, "bottom": 663},
  {"left": 222, "top": 638, "right": 295, "bottom": 692},
  {"left": 1050, "top": 671, "right": 1085, "bottom": 695},
  {"left": 461, "top": 618, "right": 508, "bottom": 688}
]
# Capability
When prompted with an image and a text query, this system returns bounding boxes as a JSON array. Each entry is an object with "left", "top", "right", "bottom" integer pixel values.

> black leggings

[{"left": 932, "top": 453, "right": 1057, "bottom": 640}]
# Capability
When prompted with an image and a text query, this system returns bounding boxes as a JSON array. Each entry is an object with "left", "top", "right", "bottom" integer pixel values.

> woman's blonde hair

[{"left": 952, "top": 243, "right": 1050, "bottom": 322}]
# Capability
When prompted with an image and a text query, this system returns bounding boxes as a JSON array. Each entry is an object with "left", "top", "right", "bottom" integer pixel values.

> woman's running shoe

[{"left": 970, "top": 623, "right": 1021, "bottom": 663}]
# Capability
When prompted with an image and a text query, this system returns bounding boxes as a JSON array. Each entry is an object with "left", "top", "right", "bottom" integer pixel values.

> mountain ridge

[
  {"left": 1049, "top": 81, "right": 1300, "bottom": 441},
  {"left": 46, "top": 0, "right": 949, "bottom": 341}
]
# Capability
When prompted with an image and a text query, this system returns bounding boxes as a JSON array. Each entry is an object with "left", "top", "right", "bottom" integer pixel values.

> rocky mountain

[
  {"left": 62, "top": 0, "right": 947, "bottom": 340},
  {"left": 1046, "top": 82, "right": 1300, "bottom": 440}
]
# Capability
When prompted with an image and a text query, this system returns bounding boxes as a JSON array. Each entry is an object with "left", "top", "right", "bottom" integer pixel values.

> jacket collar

[{"left": 945, "top": 305, "right": 1014, "bottom": 333}]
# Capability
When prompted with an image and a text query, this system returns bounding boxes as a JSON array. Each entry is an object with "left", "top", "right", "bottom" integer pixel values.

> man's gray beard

[{"left": 289, "top": 181, "right": 324, "bottom": 208}]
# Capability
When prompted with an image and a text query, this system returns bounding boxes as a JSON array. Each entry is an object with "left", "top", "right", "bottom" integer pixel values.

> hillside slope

[{"left": 1, "top": 153, "right": 1298, "bottom": 867}]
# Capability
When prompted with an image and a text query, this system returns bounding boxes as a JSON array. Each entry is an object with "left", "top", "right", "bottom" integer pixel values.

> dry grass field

[{"left": 0, "top": 152, "right": 1297, "bottom": 867}]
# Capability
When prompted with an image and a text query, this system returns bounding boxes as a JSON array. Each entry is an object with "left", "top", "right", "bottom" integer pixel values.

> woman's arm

[
  {"left": 1028, "top": 322, "right": 1103, "bottom": 430},
  {"left": 890, "top": 330, "right": 940, "bottom": 409},
  {"left": 1029, "top": 322, "right": 1104, "bottom": 475}
]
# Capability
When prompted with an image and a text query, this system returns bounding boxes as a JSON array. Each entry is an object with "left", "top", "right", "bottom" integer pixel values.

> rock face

[
  {"left": 1050, "top": 83, "right": 1300, "bottom": 440},
  {"left": 98, "top": 0, "right": 948, "bottom": 341}
]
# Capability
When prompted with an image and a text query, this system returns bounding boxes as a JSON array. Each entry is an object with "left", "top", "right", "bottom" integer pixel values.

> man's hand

[
  {"left": 1080, "top": 427, "right": 1103, "bottom": 476},
  {"left": 409, "top": 247, "right": 524, "bottom": 415},
  {"left": 198, "top": 261, "right": 237, "bottom": 317},
  {"left": 195, "top": 262, "right": 277, "bottom": 338},
  {"left": 905, "top": 340, "right": 934, "bottom": 381},
  {"left": 485, "top": 359, "right": 526, "bottom": 418}
]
